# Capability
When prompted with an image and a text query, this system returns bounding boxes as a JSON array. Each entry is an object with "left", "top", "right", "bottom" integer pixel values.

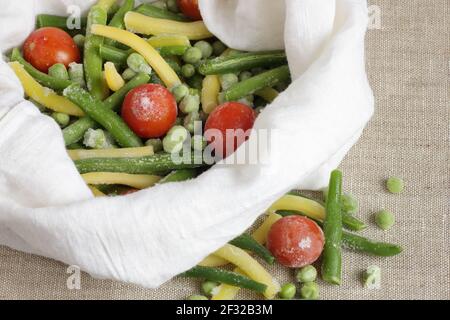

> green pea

[
  {"left": 342, "top": 193, "right": 358, "bottom": 214},
  {"left": 186, "top": 295, "right": 208, "bottom": 300},
  {"left": 363, "top": 265, "right": 381, "bottom": 289},
  {"left": 179, "top": 94, "right": 200, "bottom": 114},
  {"left": 202, "top": 281, "right": 219, "bottom": 296},
  {"left": 220, "top": 73, "right": 239, "bottom": 90},
  {"left": 163, "top": 125, "right": 189, "bottom": 154},
  {"left": 181, "top": 64, "right": 196, "bottom": 78},
  {"left": 145, "top": 138, "right": 163, "bottom": 153},
  {"left": 183, "top": 47, "right": 203, "bottom": 64},
  {"left": 171, "top": 84, "right": 189, "bottom": 103},
  {"left": 296, "top": 265, "right": 317, "bottom": 283},
  {"left": 300, "top": 282, "right": 319, "bottom": 300},
  {"left": 212, "top": 40, "right": 227, "bottom": 56},
  {"left": 51, "top": 112, "right": 70, "bottom": 128},
  {"left": 374, "top": 209, "right": 395, "bottom": 230},
  {"left": 194, "top": 41, "right": 213, "bottom": 59},
  {"left": 279, "top": 283, "right": 296, "bottom": 300},
  {"left": 386, "top": 177, "right": 404, "bottom": 194}
]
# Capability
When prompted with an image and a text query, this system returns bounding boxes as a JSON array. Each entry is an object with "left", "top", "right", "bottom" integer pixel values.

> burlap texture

[{"left": 0, "top": 0, "right": 448, "bottom": 300}]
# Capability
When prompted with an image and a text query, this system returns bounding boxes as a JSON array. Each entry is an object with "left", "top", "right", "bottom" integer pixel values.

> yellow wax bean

[
  {"left": 68, "top": 146, "right": 154, "bottom": 161},
  {"left": 91, "top": 24, "right": 181, "bottom": 88},
  {"left": 124, "top": 11, "right": 213, "bottom": 40},
  {"left": 201, "top": 75, "right": 221, "bottom": 114},
  {"left": 9, "top": 62, "right": 84, "bottom": 117},
  {"left": 104, "top": 62, "right": 125, "bottom": 91},
  {"left": 214, "top": 244, "right": 280, "bottom": 299},
  {"left": 81, "top": 172, "right": 161, "bottom": 189}
]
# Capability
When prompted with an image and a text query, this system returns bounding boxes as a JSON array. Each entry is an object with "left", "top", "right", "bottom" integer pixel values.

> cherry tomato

[
  {"left": 23, "top": 27, "right": 81, "bottom": 73},
  {"left": 122, "top": 84, "right": 178, "bottom": 138},
  {"left": 267, "top": 216, "right": 325, "bottom": 268},
  {"left": 204, "top": 102, "right": 256, "bottom": 158},
  {"left": 177, "top": 0, "right": 202, "bottom": 20}
]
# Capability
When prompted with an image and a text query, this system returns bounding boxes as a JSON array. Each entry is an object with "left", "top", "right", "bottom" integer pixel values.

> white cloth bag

[{"left": 0, "top": 0, "right": 373, "bottom": 288}]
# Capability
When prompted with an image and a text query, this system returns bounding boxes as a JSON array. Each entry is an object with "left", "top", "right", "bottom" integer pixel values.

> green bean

[
  {"left": 99, "top": 44, "right": 129, "bottom": 65},
  {"left": 63, "top": 84, "right": 142, "bottom": 148},
  {"left": 74, "top": 153, "right": 204, "bottom": 175},
  {"left": 181, "top": 266, "right": 267, "bottom": 294},
  {"left": 321, "top": 170, "right": 343, "bottom": 285},
  {"left": 105, "top": 0, "right": 135, "bottom": 46},
  {"left": 342, "top": 232, "right": 402, "bottom": 256},
  {"left": 51, "top": 112, "right": 70, "bottom": 128},
  {"left": 73, "top": 34, "right": 86, "bottom": 48},
  {"left": 230, "top": 233, "right": 275, "bottom": 265},
  {"left": 36, "top": 14, "right": 87, "bottom": 31},
  {"left": 63, "top": 118, "right": 97, "bottom": 146},
  {"left": 134, "top": 3, "right": 188, "bottom": 21},
  {"left": 159, "top": 46, "right": 189, "bottom": 57},
  {"left": 103, "top": 73, "right": 150, "bottom": 111},
  {"left": 63, "top": 73, "right": 150, "bottom": 145},
  {"left": 159, "top": 169, "right": 198, "bottom": 184},
  {"left": 84, "top": 5, "right": 109, "bottom": 100},
  {"left": 198, "top": 51, "right": 287, "bottom": 75},
  {"left": 48, "top": 63, "right": 69, "bottom": 80},
  {"left": 68, "top": 63, "right": 86, "bottom": 87},
  {"left": 10, "top": 48, "right": 73, "bottom": 91},
  {"left": 223, "top": 65, "right": 290, "bottom": 102},
  {"left": 122, "top": 68, "right": 137, "bottom": 81}
]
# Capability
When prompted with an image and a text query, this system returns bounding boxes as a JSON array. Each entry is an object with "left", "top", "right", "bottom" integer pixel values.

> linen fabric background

[{"left": 0, "top": 0, "right": 449, "bottom": 299}]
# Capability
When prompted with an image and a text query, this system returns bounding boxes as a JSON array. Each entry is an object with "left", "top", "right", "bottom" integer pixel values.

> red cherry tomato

[
  {"left": 23, "top": 27, "right": 81, "bottom": 73},
  {"left": 267, "top": 216, "right": 325, "bottom": 268},
  {"left": 122, "top": 84, "right": 178, "bottom": 138},
  {"left": 204, "top": 102, "right": 256, "bottom": 158},
  {"left": 177, "top": 0, "right": 202, "bottom": 20}
]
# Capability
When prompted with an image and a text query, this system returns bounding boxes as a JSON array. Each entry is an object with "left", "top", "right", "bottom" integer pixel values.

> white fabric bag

[{"left": 0, "top": 0, "right": 373, "bottom": 288}]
